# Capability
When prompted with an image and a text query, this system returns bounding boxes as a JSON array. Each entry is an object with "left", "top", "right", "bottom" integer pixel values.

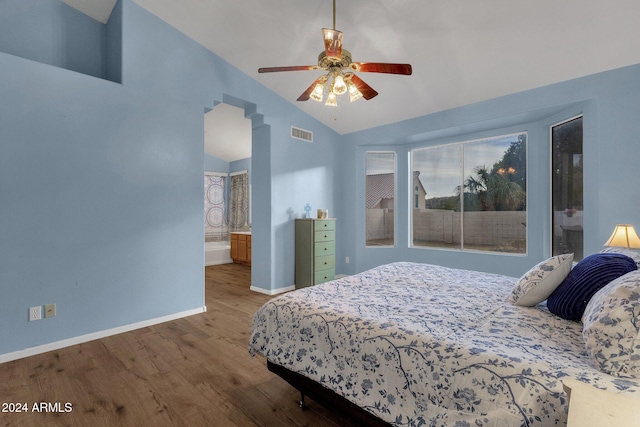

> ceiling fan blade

[
  {"left": 322, "top": 28, "right": 343, "bottom": 59},
  {"left": 297, "top": 76, "right": 325, "bottom": 101},
  {"left": 350, "top": 62, "right": 413, "bottom": 75},
  {"left": 258, "top": 65, "right": 317, "bottom": 73},
  {"left": 349, "top": 74, "right": 378, "bottom": 100}
]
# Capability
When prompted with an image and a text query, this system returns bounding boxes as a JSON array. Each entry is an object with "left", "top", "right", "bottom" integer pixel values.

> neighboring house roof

[
  {"left": 366, "top": 173, "right": 395, "bottom": 208},
  {"left": 366, "top": 172, "right": 427, "bottom": 209}
]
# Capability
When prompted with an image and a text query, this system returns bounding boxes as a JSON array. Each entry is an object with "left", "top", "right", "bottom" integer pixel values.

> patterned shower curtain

[
  {"left": 204, "top": 174, "right": 228, "bottom": 242},
  {"left": 228, "top": 172, "right": 249, "bottom": 231}
]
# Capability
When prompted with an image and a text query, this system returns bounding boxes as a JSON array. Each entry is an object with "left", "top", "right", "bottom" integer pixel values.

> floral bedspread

[{"left": 249, "top": 262, "right": 640, "bottom": 426}]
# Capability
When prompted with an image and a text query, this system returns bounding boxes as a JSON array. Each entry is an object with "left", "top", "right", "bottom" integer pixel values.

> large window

[
  {"left": 411, "top": 133, "right": 527, "bottom": 253},
  {"left": 552, "top": 116, "right": 583, "bottom": 260},
  {"left": 366, "top": 152, "right": 396, "bottom": 246}
]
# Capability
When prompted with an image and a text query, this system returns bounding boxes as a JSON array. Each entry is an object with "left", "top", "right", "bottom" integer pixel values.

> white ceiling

[
  {"left": 64, "top": 0, "right": 640, "bottom": 148},
  {"left": 204, "top": 104, "right": 252, "bottom": 162},
  {"left": 61, "top": 0, "right": 117, "bottom": 24}
]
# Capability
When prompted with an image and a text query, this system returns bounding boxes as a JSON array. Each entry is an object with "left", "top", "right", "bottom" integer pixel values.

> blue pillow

[{"left": 547, "top": 253, "right": 637, "bottom": 320}]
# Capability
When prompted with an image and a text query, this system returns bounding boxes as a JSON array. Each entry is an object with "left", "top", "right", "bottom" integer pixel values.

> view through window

[
  {"left": 411, "top": 133, "right": 527, "bottom": 253},
  {"left": 552, "top": 116, "right": 583, "bottom": 260},
  {"left": 365, "top": 152, "right": 396, "bottom": 246}
]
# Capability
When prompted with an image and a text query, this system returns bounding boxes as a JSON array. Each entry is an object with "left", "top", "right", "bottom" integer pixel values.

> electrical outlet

[
  {"left": 44, "top": 304, "right": 56, "bottom": 318},
  {"left": 29, "top": 306, "right": 42, "bottom": 321},
  {"left": 345, "top": 256, "right": 350, "bottom": 264}
]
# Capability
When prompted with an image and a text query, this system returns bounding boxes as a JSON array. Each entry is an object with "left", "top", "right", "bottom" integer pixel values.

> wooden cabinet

[
  {"left": 295, "top": 219, "right": 336, "bottom": 289},
  {"left": 230, "top": 233, "right": 251, "bottom": 265}
]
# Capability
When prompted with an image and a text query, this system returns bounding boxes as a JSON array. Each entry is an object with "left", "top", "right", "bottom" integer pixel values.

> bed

[{"left": 249, "top": 259, "right": 640, "bottom": 426}]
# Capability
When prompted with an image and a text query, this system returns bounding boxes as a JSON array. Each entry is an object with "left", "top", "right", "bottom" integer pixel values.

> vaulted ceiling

[{"left": 65, "top": 0, "right": 640, "bottom": 137}]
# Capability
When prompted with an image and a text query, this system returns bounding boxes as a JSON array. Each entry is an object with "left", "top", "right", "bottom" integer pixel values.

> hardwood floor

[{"left": 0, "top": 264, "right": 359, "bottom": 427}]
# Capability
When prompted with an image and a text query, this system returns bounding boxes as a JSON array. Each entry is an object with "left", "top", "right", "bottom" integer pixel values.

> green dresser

[{"left": 295, "top": 219, "right": 336, "bottom": 289}]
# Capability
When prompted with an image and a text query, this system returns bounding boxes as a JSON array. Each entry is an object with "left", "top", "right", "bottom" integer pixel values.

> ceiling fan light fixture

[
  {"left": 310, "top": 81, "right": 325, "bottom": 102},
  {"left": 325, "top": 91, "right": 338, "bottom": 107},
  {"left": 347, "top": 81, "right": 363, "bottom": 102},
  {"left": 332, "top": 73, "right": 348, "bottom": 95}
]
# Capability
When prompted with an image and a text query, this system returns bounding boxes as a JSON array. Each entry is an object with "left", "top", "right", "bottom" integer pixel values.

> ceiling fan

[{"left": 258, "top": 0, "right": 412, "bottom": 106}]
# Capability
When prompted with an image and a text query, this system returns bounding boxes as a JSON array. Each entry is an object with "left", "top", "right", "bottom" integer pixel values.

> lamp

[
  {"left": 310, "top": 71, "right": 363, "bottom": 107},
  {"left": 604, "top": 224, "right": 640, "bottom": 248}
]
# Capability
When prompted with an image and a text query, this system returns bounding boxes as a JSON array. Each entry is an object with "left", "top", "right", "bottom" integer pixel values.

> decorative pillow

[
  {"left": 547, "top": 253, "right": 637, "bottom": 320},
  {"left": 582, "top": 270, "right": 640, "bottom": 378},
  {"left": 508, "top": 253, "right": 574, "bottom": 306},
  {"left": 600, "top": 246, "right": 640, "bottom": 268}
]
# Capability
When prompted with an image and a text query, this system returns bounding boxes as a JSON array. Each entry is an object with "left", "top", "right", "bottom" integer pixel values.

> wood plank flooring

[{"left": 0, "top": 264, "right": 359, "bottom": 427}]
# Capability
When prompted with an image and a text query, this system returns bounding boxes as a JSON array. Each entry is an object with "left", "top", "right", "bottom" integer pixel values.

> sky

[{"left": 366, "top": 133, "right": 525, "bottom": 199}]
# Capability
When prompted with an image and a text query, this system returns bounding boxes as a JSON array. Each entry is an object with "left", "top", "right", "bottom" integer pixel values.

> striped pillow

[{"left": 547, "top": 253, "right": 637, "bottom": 320}]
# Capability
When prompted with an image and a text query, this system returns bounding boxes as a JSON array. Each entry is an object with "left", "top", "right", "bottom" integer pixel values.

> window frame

[
  {"left": 365, "top": 151, "right": 397, "bottom": 248},
  {"left": 550, "top": 115, "right": 584, "bottom": 261},
  {"left": 410, "top": 131, "right": 528, "bottom": 254}
]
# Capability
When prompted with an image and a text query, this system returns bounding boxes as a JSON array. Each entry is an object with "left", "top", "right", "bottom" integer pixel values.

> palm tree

[{"left": 459, "top": 165, "right": 525, "bottom": 211}]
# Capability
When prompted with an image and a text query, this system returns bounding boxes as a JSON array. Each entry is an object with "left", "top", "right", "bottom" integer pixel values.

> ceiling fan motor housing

[{"left": 317, "top": 49, "right": 352, "bottom": 70}]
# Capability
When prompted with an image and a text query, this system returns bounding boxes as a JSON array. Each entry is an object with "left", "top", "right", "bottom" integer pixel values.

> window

[
  {"left": 366, "top": 152, "right": 396, "bottom": 246},
  {"left": 411, "top": 133, "right": 527, "bottom": 253},
  {"left": 552, "top": 116, "right": 583, "bottom": 260}
]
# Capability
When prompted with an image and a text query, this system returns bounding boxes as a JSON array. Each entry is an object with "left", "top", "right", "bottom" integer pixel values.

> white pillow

[
  {"left": 582, "top": 270, "right": 640, "bottom": 378},
  {"left": 508, "top": 253, "right": 574, "bottom": 306}
]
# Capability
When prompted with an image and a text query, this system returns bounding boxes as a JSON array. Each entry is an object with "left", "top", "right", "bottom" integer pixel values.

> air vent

[{"left": 291, "top": 126, "right": 313, "bottom": 143}]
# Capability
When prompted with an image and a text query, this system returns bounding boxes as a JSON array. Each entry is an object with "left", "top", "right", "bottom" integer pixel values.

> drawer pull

[{"left": 324, "top": 234, "right": 328, "bottom": 238}]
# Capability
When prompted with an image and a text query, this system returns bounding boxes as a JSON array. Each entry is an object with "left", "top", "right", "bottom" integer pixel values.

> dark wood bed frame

[{"left": 267, "top": 361, "right": 392, "bottom": 427}]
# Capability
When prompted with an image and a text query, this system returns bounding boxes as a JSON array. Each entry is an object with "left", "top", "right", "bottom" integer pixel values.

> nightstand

[{"left": 563, "top": 378, "right": 640, "bottom": 426}]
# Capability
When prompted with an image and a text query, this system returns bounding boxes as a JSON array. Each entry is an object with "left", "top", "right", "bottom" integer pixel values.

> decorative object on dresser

[
  {"left": 230, "top": 232, "right": 251, "bottom": 265},
  {"left": 295, "top": 218, "right": 336, "bottom": 288}
]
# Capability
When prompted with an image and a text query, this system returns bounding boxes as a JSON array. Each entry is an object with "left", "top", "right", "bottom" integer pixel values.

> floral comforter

[{"left": 249, "top": 262, "right": 640, "bottom": 426}]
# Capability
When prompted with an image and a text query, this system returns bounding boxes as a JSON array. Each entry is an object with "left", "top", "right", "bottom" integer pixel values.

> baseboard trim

[
  {"left": 0, "top": 306, "right": 207, "bottom": 365},
  {"left": 250, "top": 285, "right": 295, "bottom": 295}
]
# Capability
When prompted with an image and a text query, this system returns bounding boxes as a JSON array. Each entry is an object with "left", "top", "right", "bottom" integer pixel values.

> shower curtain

[
  {"left": 228, "top": 172, "right": 249, "bottom": 231},
  {"left": 204, "top": 174, "right": 228, "bottom": 242}
]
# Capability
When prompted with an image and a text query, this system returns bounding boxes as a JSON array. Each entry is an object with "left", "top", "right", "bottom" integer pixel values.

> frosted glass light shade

[
  {"left": 347, "top": 81, "right": 362, "bottom": 102},
  {"left": 332, "top": 74, "right": 348, "bottom": 95},
  {"left": 310, "top": 82, "right": 324, "bottom": 102},
  {"left": 604, "top": 224, "right": 640, "bottom": 248},
  {"left": 325, "top": 92, "right": 337, "bottom": 107}
]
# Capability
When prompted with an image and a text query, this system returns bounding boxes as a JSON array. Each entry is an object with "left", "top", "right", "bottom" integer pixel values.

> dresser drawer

[
  {"left": 314, "top": 230, "right": 335, "bottom": 242},
  {"left": 314, "top": 254, "right": 335, "bottom": 271},
  {"left": 314, "top": 241, "right": 335, "bottom": 256},
  {"left": 314, "top": 220, "right": 335, "bottom": 232},
  {"left": 314, "top": 268, "right": 335, "bottom": 285}
]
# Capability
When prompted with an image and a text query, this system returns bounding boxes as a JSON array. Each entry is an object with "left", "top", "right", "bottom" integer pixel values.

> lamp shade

[{"left": 604, "top": 224, "right": 640, "bottom": 248}]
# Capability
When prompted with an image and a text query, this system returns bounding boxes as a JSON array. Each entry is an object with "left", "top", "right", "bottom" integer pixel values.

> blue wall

[
  {"left": 338, "top": 64, "right": 640, "bottom": 278},
  {"left": 1, "top": 0, "right": 639, "bottom": 359},
  {"left": 0, "top": 0, "right": 120, "bottom": 82},
  {"left": 204, "top": 153, "right": 230, "bottom": 174},
  {"left": 0, "top": 0, "right": 341, "bottom": 357}
]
